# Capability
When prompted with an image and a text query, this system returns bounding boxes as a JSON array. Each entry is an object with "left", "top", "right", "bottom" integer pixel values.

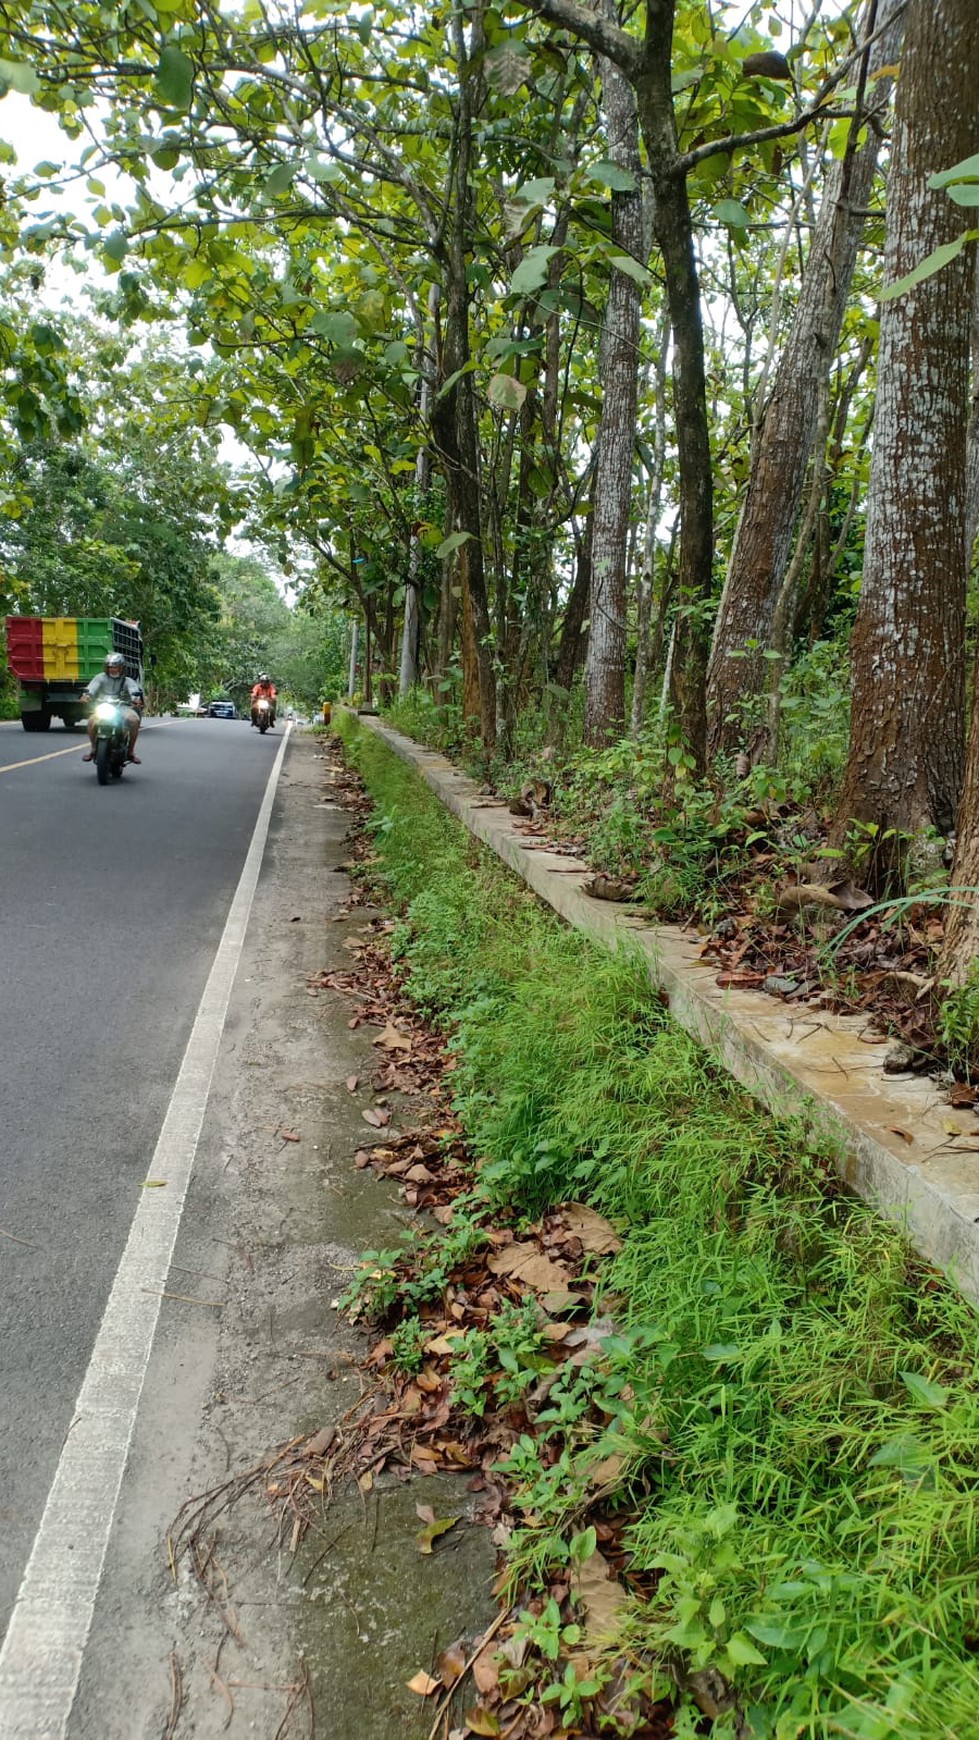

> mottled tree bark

[
  {"left": 583, "top": 1, "right": 644, "bottom": 748},
  {"left": 832, "top": 0, "right": 978, "bottom": 884},
  {"left": 706, "top": 0, "right": 904, "bottom": 760}
]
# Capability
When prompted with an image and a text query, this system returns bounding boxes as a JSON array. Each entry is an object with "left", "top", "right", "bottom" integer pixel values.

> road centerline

[{"left": 0, "top": 724, "right": 293, "bottom": 1739}]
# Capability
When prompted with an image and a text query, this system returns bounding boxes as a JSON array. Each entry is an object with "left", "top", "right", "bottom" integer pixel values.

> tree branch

[{"left": 519, "top": 0, "right": 644, "bottom": 81}]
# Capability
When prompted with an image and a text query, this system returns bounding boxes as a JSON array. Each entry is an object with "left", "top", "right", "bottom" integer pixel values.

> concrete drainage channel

[{"left": 346, "top": 710, "right": 979, "bottom": 1312}]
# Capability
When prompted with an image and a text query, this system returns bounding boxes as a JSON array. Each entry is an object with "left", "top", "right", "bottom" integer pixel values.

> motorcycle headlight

[{"left": 96, "top": 702, "right": 118, "bottom": 719}]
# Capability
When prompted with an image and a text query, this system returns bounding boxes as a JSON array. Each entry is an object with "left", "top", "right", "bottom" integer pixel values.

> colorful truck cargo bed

[{"left": 4, "top": 615, "right": 144, "bottom": 732}]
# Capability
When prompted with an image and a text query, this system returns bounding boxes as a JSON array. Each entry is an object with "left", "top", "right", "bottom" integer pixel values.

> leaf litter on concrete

[{"left": 169, "top": 739, "right": 673, "bottom": 1740}]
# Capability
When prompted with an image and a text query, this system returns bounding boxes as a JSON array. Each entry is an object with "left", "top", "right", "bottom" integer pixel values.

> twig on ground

[
  {"left": 165, "top": 1649, "right": 184, "bottom": 1740},
  {"left": 426, "top": 1607, "right": 511, "bottom": 1740}
]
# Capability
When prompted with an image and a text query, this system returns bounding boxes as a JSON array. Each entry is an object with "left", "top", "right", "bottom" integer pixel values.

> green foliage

[
  {"left": 938, "top": 959, "right": 979, "bottom": 1079},
  {"left": 338, "top": 713, "right": 979, "bottom": 1739}
]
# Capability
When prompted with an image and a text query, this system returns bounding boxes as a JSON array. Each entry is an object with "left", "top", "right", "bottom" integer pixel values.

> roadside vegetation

[{"left": 333, "top": 713, "right": 979, "bottom": 1740}]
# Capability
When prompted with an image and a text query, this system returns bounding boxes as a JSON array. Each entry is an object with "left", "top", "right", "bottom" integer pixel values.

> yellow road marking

[{"left": 0, "top": 742, "right": 87, "bottom": 774}]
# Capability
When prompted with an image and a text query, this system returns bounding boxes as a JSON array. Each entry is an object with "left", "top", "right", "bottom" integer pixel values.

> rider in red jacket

[{"left": 250, "top": 674, "right": 277, "bottom": 727}]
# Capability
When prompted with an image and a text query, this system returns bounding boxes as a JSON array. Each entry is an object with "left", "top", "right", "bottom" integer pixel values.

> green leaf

[
  {"left": 585, "top": 160, "right": 638, "bottom": 193},
  {"left": 713, "top": 198, "right": 751, "bottom": 229},
  {"left": 437, "top": 530, "right": 474, "bottom": 558},
  {"left": 263, "top": 160, "right": 298, "bottom": 197},
  {"left": 946, "top": 184, "right": 979, "bottom": 208},
  {"left": 879, "top": 230, "right": 976, "bottom": 301},
  {"left": 155, "top": 45, "right": 194, "bottom": 111},
  {"left": 900, "top": 1371, "right": 949, "bottom": 1409},
  {"left": 487, "top": 373, "right": 527, "bottom": 412},
  {"left": 103, "top": 229, "right": 129, "bottom": 261},
  {"left": 869, "top": 1432, "right": 930, "bottom": 1471},
  {"left": 510, "top": 246, "right": 558, "bottom": 296},
  {"left": 928, "top": 151, "right": 979, "bottom": 190},
  {"left": 514, "top": 177, "right": 556, "bottom": 206},
  {"left": 310, "top": 311, "right": 358, "bottom": 344},
  {"left": 701, "top": 1342, "right": 742, "bottom": 1362},
  {"left": 607, "top": 252, "right": 652, "bottom": 286},
  {"left": 484, "top": 40, "right": 531, "bottom": 96},
  {"left": 745, "top": 1620, "right": 802, "bottom": 1650},
  {"left": 0, "top": 58, "right": 40, "bottom": 96},
  {"left": 307, "top": 155, "right": 342, "bottom": 184},
  {"left": 725, "top": 1632, "right": 768, "bottom": 1667}
]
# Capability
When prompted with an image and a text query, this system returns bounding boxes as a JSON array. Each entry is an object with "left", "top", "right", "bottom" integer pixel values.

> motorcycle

[
  {"left": 252, "top": 696, "right": 274, "bottom": 734},
  {"left": 91, "top": 698, "right": 133, "bottom": 784}
]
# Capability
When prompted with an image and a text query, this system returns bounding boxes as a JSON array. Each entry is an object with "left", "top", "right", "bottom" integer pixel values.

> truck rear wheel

[{"left": 21, "top": 710, "right": 51, "bottom": 733}]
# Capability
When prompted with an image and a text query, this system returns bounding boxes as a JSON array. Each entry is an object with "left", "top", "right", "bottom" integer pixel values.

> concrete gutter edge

[{"left": 345, "top": 711, "right": 979, "bottom": 1310}]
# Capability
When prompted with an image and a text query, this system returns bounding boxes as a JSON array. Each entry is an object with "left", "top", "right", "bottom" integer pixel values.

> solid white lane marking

[{"left": 0, "top": 724, "right": 293, "bottom": 1738}]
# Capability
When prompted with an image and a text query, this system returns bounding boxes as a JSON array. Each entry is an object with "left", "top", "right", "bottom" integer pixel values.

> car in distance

[{"left": 207, "top": 699, "right": 237, "bottom": 719}]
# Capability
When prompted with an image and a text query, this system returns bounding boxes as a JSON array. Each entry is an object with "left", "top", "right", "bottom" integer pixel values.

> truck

[{"left": 4, "top": 615, "right": 145, "bottom": 732}]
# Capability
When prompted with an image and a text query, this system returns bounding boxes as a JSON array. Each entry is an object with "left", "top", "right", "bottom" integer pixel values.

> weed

[
  {"left": 390, "top": 1314, "right": 428, "bottom": 1375},
  {"left": 938, "top": 959, "right": 979, "bottom": 1078},
  {"left": 335, "top": 712, "right": 979, "bottom": 1738}
]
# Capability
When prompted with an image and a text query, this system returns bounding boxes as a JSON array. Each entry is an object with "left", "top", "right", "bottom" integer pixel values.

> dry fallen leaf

[
  {"left": 573, "top": 1549, "right": 628, "bottom": 1650},
  {"left": 887, "top": 1126, "right": 915, "bottom": 1145},
  {"left": 356, "top": 1470, "right": 374, "bottom": 1495},
  {"left": 561, "top": 1202, "right": 623, "bottom": 1255},
  {"left": 487, "top": 1242, "right": 573, "bottom": 1294},
  {"left": 406, "top": 1671, "right": 440, "bottom": 1697},
  {"left": 374, "top": 1020, "right": 412, "bottom": 1052},
  {"left": 304, "top": 1426, "right": 336, "bottom": 1458},
  {"left": 362, "top": 1107, "right": 391, "bottom": 1129},
  {"left": 414, "top": 1515, "right": 459, "bottom": 1554},
  {"left": 278, "top": 1129, "right": 301, "bottom": 1143},
  {"left": 346, "top": 1074, "right": 359, "bottom": 1092},
  {"left": 437, "top": 1641, "right": 467, "bottom": 1691},
  {"left": 471, "top": 1645, "right": 501, "bottom": 1696},
  {"left": 463, "top": 1710, "right": 501, "bottom": 1737}
]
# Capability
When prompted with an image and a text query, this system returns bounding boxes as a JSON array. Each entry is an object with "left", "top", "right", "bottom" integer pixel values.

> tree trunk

[
  {"left": 631, "top": 307, "right": 670, "bottom": 735},
  {"left": 399, "top": 284, "right": 438, "bottom": 696},
  {"left": 636, "top": 1, "right": 713, "bottom": 773},
  {"left": 582, "top": 1, "right": 644, "bottom": 748},
  {"left": 706, "top": 0, "right": 904, "bottom": 760},
  {"left": 831, "top": 0, "right": 978, "bottom": 886},
  {"left": 429, "top": 2, "right": 496, "bottom": 755}
]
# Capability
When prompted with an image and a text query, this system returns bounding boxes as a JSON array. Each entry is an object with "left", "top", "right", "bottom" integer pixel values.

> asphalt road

[{"left": 0, "top": 714, "right": 286, "bottom": 1636}]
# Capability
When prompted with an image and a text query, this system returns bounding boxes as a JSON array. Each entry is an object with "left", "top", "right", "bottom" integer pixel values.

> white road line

[{"left": 0, "top": 724, "right": 293, "bottom": 1739}]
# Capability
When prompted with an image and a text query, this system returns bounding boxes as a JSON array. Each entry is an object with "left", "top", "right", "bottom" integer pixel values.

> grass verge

[{"left": 336, "top": 711, "right": 979, "bottom": 1740}]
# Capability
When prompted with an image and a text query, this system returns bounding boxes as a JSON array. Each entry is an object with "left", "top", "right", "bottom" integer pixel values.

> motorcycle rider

[
  {"left": 250, "top": 673, "right": 277, "bottom": 729},
  {"left": 81, "top": 651, "right": 144, "bottom": 763}
]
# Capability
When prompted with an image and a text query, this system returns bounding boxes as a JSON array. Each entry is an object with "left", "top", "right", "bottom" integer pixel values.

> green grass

[{"left": 336, "top": 712, "right": 979, "bottom": 1740}]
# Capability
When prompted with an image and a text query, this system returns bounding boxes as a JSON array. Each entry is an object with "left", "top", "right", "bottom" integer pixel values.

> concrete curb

[{"left": 344, "top": 711, "right": 979, "bottom": 1309}]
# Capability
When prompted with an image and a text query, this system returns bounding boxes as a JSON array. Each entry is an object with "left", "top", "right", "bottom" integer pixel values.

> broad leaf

[
  {"left": 487, "top": 373, "right": 528, "bottom": 412},
  {"left": 437, "top": 530, "right": 475, "bottom": 558},
  {"left": 510, "top": 246, "right": 558, "bottom": 296},
  {"left": 928, "top": 150, "right": 979, "bottom": 190},
  {"left": 713, "top": 198, "right": 751, "bottom": 229},
  {"left": 585, "top": 160, "right": 638, "bottom": 193},
  {"left": 879, "top": 230, "right": 977, "bottom": 301},
  {"left": 155, "top": 46, "right": 194, "bottom": 110},
  {"left": 0, "top": 58, "right": 39, "bottom": 96},
  {"left": 900, "top": 1371, "right": 949, "bottom": 1409},
  {"left": 607, "top": 252, "right": 652, "bottom": 286}
]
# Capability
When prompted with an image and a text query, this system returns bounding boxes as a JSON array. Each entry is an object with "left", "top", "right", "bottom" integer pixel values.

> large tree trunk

[
  {"left": 429, "top": 3, "right": 496, "bottom": 755},
  {"left": 582, "top": 1, "right": 644, "bottom": 748},
  {"left": 706, "top": 0, "right": 904, "bottom": 761},
  {"left": 399, "top": 284, "right": 438, "bottom": 695},
  {"left": 636, "top": 1, "right": 713, "bottom": 773},
  {"left": 831, "top": 0, "right": 978, "bottom": 886}
]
